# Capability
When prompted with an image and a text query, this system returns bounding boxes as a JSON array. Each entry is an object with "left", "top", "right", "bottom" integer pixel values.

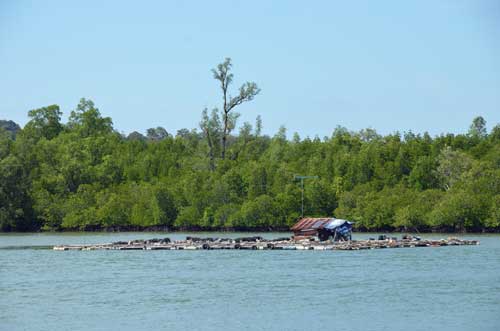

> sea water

[{"left": 1, "top": 232, "right": 499, "bottom": 331}]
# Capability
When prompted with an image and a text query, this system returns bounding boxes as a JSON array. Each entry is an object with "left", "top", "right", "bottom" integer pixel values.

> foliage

[
  {"left": 1, "top": 64, "right": 499, "bottom": 233},
  {"left": 0, "top": 120, "right": 21, "bottom": 139}
]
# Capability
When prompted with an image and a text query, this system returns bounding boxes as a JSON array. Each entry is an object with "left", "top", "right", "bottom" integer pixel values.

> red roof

[{"left": 290, "top": 218, "right": 334, "bottom": 232}]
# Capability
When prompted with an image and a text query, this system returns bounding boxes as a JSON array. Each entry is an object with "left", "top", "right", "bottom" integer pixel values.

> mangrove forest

[{"left": 1, "top": 61, "right": 499, "bottom": 233}]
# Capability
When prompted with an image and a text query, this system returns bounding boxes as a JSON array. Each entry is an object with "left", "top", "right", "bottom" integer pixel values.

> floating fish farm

[{"left": 53, "top": 236, "right": 479, "bottom": 251}]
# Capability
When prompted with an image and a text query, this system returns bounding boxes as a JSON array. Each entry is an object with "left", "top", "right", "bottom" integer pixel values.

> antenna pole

[
  {"left": 301, "top": 178, "right": 304, "bottom": 218},
  {"left": 294, "top": 175, "right": 318, "bottom": 218}
]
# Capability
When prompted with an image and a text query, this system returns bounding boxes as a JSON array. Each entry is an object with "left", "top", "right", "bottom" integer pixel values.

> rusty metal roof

[{"left": 290, "top": 218, "right": 335, "bottom": 232}]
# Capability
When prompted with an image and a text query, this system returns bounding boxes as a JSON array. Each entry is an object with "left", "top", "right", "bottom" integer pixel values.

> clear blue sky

[{"left": 1, "top": 0, "right": 499, "bottom": 138}]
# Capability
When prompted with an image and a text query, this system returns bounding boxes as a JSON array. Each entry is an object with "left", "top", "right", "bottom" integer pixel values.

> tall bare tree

[{"left": 212, "top": 58, "right": 260, "bottom": 159}]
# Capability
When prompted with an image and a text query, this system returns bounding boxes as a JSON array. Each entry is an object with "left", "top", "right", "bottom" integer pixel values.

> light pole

[{"left": 294, "top": 175, "right": 318, "bottom": 218}]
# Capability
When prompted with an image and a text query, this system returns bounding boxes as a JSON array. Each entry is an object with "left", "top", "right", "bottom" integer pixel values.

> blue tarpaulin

[
  {"left": 322, "top": 219, "right": 354, "bottom": 240},
  {"left": 324, "top": 219, "right": 353, "bottom": 230}
]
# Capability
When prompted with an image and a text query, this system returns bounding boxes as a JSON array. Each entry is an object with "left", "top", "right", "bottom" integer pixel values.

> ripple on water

[{"left": 0, "top": 233, "right": 499, "bottom": 331}]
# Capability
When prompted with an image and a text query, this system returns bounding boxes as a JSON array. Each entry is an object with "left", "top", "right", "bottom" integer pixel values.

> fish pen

[{"left": 53, "top": 236, "right": 479, "bottom": 251}]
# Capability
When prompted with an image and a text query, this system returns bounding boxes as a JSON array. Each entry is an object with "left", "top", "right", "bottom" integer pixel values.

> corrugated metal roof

[
  {"left": 291, "top": 218, "right": 354, "bottom": 232},
  {"left": 290, "top": 218, "right": 334, "bottom": 231}
]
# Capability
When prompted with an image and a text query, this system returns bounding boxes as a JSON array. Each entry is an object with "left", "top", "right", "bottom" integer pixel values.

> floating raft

[{"left": 53, "top": 236, "right": 479, "bottom": 251}]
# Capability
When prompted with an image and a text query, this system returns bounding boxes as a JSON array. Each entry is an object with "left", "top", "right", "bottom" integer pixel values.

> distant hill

[{"left": 0, "top": 120, "right": 21, "bottom": 139}]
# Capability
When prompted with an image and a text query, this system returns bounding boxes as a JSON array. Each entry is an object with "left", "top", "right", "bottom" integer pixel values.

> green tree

[
  {"left": 435, "top": 146, "right": 472, "bottom": 191},
  {"left": 409, "top": 156, "right": 438, "bottom": 190},
  {"left": 68, "top": 98, "right": 113, "bottom": 137},
  {"left": 429, "top": 189, "right": 489, "bottom": 232},
  {"left": 468, "top": 116, "right": 487, "bottom": 138},
  {"left": 1, "top": 93, "right": 499, "bottom": 233},
  {"left": 24, "top": 105, "right": 63, "bottom": 140},
  {"left": 146, "top": 127, "right": 169, "bottom": 141},
  {"left": 199, "top": 108, "right": 222, "bottom": 170},
  {"left": 485, "top": 195, "right": 500, "bottom": 229},
  {"left": 0, "top": 120, "right": 21, "bottom": 139}
]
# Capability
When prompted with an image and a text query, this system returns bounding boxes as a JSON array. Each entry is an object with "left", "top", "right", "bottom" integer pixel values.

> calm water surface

[{"left": 1, "top": 232, "right": 499, "bottom": 331}]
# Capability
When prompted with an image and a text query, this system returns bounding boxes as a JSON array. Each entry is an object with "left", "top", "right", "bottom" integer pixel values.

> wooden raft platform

[{"left": 53, "top": 236, "right": 479, "bottom": 251}]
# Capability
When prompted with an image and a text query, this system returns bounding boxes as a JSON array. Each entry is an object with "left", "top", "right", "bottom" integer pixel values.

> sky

[{"left": 1, "top": 0, "right": 499, "bottom": 138}]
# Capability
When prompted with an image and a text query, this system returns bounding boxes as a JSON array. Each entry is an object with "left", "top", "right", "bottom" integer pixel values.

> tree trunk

[
  {"left": 221, "top": 87, "right": 228, "bottom": 159},
  {"left": 221, "top": 129, "right": 227, "bottom": 159}
]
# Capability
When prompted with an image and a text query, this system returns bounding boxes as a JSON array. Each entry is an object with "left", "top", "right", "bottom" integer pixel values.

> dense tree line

[
  {"left": 1, "top": 104, "right": 498, "bottom": 232},
  {"left": 1, "top": 62, "right": 499, "bottom": 232}
]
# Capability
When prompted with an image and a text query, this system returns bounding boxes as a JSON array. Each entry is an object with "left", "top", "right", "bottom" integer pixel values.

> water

[{"left": 1, "top": 232, "right": 499, "bottom": 331}]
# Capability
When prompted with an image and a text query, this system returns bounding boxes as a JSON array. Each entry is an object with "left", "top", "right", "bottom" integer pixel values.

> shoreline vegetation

[
  {"left": 22, "top": 226, "right": 500, "bottom": 234},
  {"left": 1, "top": 59, "right": 500, "bottom": 234}
]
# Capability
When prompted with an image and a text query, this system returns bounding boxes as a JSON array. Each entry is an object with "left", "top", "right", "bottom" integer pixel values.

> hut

[{"left": 291, "top": 218, "right": 354, "bottom": 241}]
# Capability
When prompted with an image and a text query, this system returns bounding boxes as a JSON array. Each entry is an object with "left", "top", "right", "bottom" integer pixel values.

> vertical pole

[
  {"left": 295, "top": 175, "right": 317, "bottom": 219},
  {"left": 301, "top": 178, "right": 304, "bottom": 218}
]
